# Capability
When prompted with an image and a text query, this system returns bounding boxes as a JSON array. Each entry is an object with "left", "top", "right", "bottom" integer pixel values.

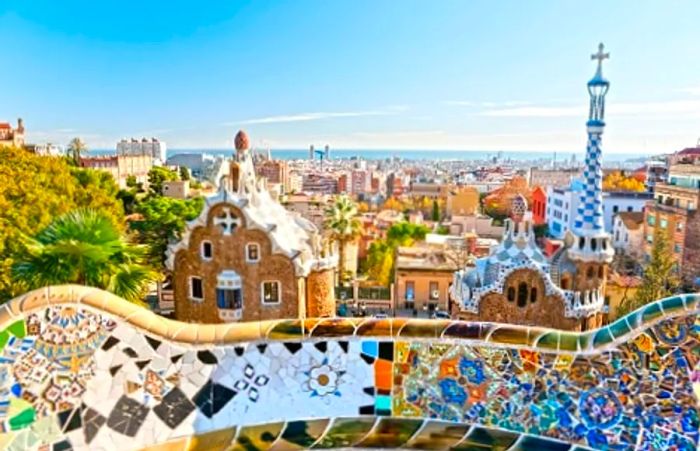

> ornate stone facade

[
  {"left": 167, "top": 131, "right": 337, "bottom": 323},
  {"left": 452, "top": 46, "right": 614, "bottom": 331}
]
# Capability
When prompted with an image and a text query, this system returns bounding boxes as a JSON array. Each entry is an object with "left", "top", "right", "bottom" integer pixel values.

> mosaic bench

[{"left": 0, "top": 285, "right": 697, "bottom": 450}]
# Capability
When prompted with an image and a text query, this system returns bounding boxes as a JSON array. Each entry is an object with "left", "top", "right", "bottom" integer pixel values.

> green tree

[
  {"left": 618, "top": 226, "right": 679, "bottom": 316},
  {"left": 66, "top": 137, "right": 87, "bottom": 166},
  {"left": 324, "top": 196, "right": 362, "bottom": 286},
  {"left": 147, "top": 166, "right": 178, "bottom": 196},
  {"left": 12, "top": 210, "right": 157, "bottom": 303},
  {"left": 179, "top": 166, "right": 191, "bottom": 181},
  {"left": 0, "top": 146, "right": 124, "bottom": 301},
  {"left": 432, "top": 199, "right": 440, "bottom": 221},
  {"left": 130, "top": 196, "right": 205, "bottom": 269},
  {"left": 364, "top": 222, "right": 430, "bottom": 286}
]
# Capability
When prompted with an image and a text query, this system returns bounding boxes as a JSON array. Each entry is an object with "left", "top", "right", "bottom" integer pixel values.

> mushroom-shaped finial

[
  {"left": 510, "top": 193, "right": 528, "bottom": 222},
  {"left": 234, "top": 130, "right": 250, "bottom": 152}
]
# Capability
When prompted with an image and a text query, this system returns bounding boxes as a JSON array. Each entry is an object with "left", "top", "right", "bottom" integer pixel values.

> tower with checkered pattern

[{"left": 557, "top": 43, "right": 615, "bottom": 328}]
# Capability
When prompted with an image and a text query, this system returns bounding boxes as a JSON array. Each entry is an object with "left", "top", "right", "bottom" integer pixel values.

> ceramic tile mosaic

[{"left": 0, "top": 286, "right": 697, "bottom": 450}]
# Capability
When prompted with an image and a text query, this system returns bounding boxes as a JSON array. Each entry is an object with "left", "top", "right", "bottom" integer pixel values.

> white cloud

[
  {"left": 681, "top": 86, "right": 700, "bottom": 96},
  {"left": 232, "top": 107, "right": 406, "bottom": 125},
  {"left": 478, "top": 99, "right": 700, "bottom": 118},
  {"left": 443, "top": 100, "right": 532, "bottom": 108}
]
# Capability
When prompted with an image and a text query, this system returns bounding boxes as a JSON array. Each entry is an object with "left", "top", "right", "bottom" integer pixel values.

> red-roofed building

[{"left": 0, "top": 118, "right": 25, "bottom": 148}]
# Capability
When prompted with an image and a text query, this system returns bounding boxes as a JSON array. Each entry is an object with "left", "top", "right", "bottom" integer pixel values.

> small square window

[
  {"left": 674, "top": 244, "right": 682, "bottom": 253},
  {"left": 201, "top": 241, "right": 213, "bottom": 260},
  {"left": 660, "top": 218, "right": 668, "bottom": 229},
  {"left": 190, "top": 277, "right": 203, "bottom": 301},
  {"left": 261, "top": 281, "right": 281, "bottom": 304},
  {"left": 246, "top": 243, "right": 260, "bottom": 262}
]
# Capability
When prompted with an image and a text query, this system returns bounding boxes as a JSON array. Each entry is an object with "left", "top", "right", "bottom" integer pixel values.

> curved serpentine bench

[{"left": 0, "top": 285, "right": 697, "bottom": 450}]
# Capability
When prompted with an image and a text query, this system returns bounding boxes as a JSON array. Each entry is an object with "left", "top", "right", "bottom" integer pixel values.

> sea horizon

[{"left": 87, "top": 148, "right": 652, "bottom": 163}]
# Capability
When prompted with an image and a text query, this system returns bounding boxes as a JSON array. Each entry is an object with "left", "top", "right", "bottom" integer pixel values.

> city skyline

[{"left": 2, "top": 1, "right": 700, "bottom": 152}]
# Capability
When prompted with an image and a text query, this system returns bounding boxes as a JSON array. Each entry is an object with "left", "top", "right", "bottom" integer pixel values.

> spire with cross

[
  {"left": 591, "top": 42, "right": 609, "bottom": 76},
  {"left": 567, "top": 43, "right": 614, "bottom": 266}
]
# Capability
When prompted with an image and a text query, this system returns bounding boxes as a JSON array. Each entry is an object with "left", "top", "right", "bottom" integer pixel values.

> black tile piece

[
  {"left": 171, "top": 354, "right": 184, "bottom": 364},
  {"left": 378, "top": 341, "right": 393, "bottom": 360},
  {"left": 284, "top": 342, "right": 302, "bottom": 354},
  {"left": 109, "top": 365, "right": 123, "bottom": 376},
  {"left": 359, "top": 405, "right": 375, "bottom": 415},
  {"left": 52, "top": 440, "right": 73, "bottom": 451},
  {"left": 145, "top": 336, "right": 161, "bottom": 350},
  {"left": 122, "top": 347, "right": 138, "bottom": 358},
  {"left": 234, "top": 346, "right": 245, "bottom": 356},
  {"left": 257, "top": 343, "right": 268, "bottom": 354},
  {"left": 106, "top": 396, "right": 150, "bottom": 437},
  {"left": 58, "top": 408, "right": 82, "bottom": 432},
  {"left": 153, "top": 387, "right": 195, "bottom": 429},
  {"left": 82, "top": 407, "right": 106, "bottom": 444},
  {"left": 135, "top": 360, "right": 151, "bottom": 370},
  {"left": 197, "top": 350, "right": 218, "bottom": 365},
  {"left": 338, "top": 341, "right": 349, "bottom": 353},
  {"left": 314, "top": 341, "right": 328, "bottom": 353},
  {"left": 101, "top": 336, "right": 119, "bottom": 351},
  {"left": 360, "top": 354, "right": 375, "bottom": 365},
  {"left": 363, "top": 387, "right": 375, "bottom": 396},
  {"left": 193, "top": 380, "right": 236, "bottom": 418}
]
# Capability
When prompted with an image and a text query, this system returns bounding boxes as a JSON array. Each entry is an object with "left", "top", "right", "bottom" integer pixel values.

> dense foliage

[
  {"left": 12, "top": 209, "right": 158, "bottom": 303},
  {"left": 147, "top": 166, "right": 179, "bottom": 196},
  {"left": 618, "top": 226, "right": 679, "bottom": 315},
  {"left": 0, "top": 146, "right": 124, "bottom": 301},
  {"left": 603, "top": 171, "right": 646, "bottom": 192},
  {"left": 365, "top": 222, "right": 429, "bottom": 286},
  {"left": 130, "top": 196, "right": 205, "bottom": 270}
]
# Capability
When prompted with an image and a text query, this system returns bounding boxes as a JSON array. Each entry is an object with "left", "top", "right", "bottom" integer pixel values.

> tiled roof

[{"left": 617, "top": 211, "right": 644, "bottom": 230}]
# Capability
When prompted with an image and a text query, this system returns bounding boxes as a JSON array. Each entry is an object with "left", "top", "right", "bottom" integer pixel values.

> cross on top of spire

[{"left": 591, "top": 43, "right": 609, "bottom": 71}]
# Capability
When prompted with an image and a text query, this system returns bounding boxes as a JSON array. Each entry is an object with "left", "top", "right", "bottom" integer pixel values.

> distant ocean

[{"left": 89, "top": 148, "right": 649, "bottom": 163}]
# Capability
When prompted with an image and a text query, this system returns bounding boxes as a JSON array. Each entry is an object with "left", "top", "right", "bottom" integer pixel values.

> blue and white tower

[{"left": 566, "top": 43, "right": 614, "bottom": 264}]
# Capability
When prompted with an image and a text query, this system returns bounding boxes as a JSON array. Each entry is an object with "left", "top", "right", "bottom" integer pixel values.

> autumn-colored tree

[
  {"left": 382, "top": 197, "right": 403, "bottom": 211},
  {"left": 483, "top": 176, "right": 532, "bottom": 218},
  {"left": 603, "top": 171, "right": 645, "bottom": 192},
  {"left": 0, "top": 146, "right": 124, "bottom": 301}
]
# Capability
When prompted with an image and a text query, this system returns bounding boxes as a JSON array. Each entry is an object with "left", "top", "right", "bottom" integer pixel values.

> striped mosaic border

[
  {"left": 1, "top": 285, "right": 697, "bottom": 355},
  {"left": 138, "top": 417, "right": 596, "bottom": 451}
]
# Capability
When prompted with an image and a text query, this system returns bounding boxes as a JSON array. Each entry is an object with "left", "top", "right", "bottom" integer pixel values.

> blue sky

[{"left": 1, "top": 0, "right": 699, "bottom": 152}]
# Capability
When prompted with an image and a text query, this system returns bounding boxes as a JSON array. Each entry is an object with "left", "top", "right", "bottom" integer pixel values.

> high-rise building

[
  {"left": 117, "top": 137, "right": 167, "bottom": 164},
  {"left": 644, "top": 162, "right": 700, "bottom": 287}
]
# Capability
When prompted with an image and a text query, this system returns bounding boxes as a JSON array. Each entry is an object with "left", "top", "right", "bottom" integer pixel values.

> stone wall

[
  {"left": 0, "top": 286, "right": 698, "bottom": 450},
  {"left": 457, "top": 268, "right": 583, "bottom": 330},
  {"left": 306, "top": 268, "right": 335, "bottom": 317},
  {"left": 173, "top": 203, "right": 299, "bottom": 323}
]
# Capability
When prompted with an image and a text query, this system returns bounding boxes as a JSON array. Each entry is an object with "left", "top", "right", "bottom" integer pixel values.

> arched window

[
  {"left": 591, "top": 238, "right": 597, "bottom": 251},
  {"left": 579, "top": 237, "right": 585, "bottom": 250},
  {"left": 517, "top": 282, "right": 528, "bottom": 307},
  {"left": 507, "top": 287, "right": 515, "bottom": 302},
  {"left": 530, "top": 287, "right": 538, "bottom": 303},
  {"left": 598, "top": 266, "right": 604, "bottom": 278},
  {"left": 587, "top": 267, "right": 594, "bottom": 280},
  {"left": 561, "top": 275, "right": 570, "bottom": 290}
]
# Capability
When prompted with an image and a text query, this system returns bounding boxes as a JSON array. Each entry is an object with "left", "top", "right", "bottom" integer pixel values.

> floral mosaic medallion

[
  {"left": 0, "top": 293, "right": 698, "bottom": 450},
  {"left": 305, "top": 358, "right": 342, "bottom": 397}
]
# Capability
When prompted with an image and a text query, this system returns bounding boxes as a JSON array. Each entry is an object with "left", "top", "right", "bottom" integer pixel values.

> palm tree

[
  {"left": 67, "top": 137, "right": 87, "bottom": 165},
  {"left": 324, "top": 196, "right": 362, "bottom": 286},
  {"left": 12, "top": 209, "right": 159, "bottom": 303}
]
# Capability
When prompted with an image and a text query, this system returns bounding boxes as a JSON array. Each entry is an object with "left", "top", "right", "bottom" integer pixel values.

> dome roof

[{"left": 234, "top": 130, "right": 250, "bottom": 152}]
